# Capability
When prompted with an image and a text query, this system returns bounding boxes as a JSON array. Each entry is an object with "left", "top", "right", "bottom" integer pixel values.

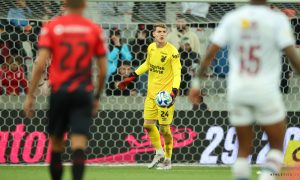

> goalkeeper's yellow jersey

[{"left": 135, "top": 42, "right": 182, "bottom": 99}]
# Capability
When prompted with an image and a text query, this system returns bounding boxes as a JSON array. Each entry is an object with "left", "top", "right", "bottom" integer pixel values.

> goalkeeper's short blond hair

[{"left": 153, "top": 23, "right": 167, "bottom": 31}]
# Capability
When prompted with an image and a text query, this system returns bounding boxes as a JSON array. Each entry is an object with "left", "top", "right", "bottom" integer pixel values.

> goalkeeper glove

[
  {"left": 117, "top": 72, "right": 138, "bottom": 91},
  {"left": 167, "top": 88, "right": 178, "bottom": 108}
]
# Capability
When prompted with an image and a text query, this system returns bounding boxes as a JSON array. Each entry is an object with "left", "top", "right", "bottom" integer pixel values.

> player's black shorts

[{"left": 48, "top": 90, "right": 93, "bottom": 138}]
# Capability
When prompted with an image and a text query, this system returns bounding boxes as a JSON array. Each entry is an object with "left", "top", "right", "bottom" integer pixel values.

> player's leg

[
  {"left": 157, "top": 105, "right": 175, "bottom": 170},
  {"left": 70, "top": 134, "right": 88, "bottom": 180},
  {"left": 160, "top": 125, "right": 172, "bottom": 160},
  {"left": 157, "top": 124, "right": 172, "bottom": 170},
  {"left": 233, "top": 125, "right": 253, "bottom": 180},
  {"left": 229, "top": 104, "right": 253, "bottom": 180},
  {"left": 49, "top": 135, "right": 65, "bottom": 180},
  {"left": 259, "top": 120, "right": 286, "bottom": 180},
  {"left": 144, "top": 119, "right": 164, "bottom": 168},
  {"left": 48, "top": 92, "right": 69, "bottom": 180},
  {"left": 256, "top": 97, "right": 286, "bottom": 180},
  {"left": 69, "top": 91, "right": 93, "bottom": 180},
  {"left": 144, "top": 97, "right": 164, "bottom": 168}
]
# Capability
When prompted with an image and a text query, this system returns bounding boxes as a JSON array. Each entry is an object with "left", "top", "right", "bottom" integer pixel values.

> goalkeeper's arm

[{"left": 167, "top": 51, "right": 181, "bottom": 108}]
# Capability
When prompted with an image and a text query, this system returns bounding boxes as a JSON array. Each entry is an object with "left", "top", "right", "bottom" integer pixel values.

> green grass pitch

[{"left": 0, "top": 166, "right": 260, "bottom": 180}]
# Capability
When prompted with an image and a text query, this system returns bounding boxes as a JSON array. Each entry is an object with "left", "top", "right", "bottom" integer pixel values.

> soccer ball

[{"left": 155, "top": 91, "right": 172, "bottom": 107}]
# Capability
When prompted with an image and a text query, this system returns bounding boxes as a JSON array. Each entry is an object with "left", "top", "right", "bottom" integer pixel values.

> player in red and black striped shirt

[{"left": 23, "top": 0, "right": 107, "bottom": 179}]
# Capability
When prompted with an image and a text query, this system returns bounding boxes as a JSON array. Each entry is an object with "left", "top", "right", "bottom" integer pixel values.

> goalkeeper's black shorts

[{"left": 48, "top": 90, "right": 93, "bottom": 138}]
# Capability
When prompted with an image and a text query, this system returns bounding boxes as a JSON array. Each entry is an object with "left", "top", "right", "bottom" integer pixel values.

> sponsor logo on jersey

[
  {"left": 172, "top": 54, "right": 179, "bottom": 59},
  {"left": 54, "top": 24, "right": 91, "bottom": 35},
  {"left": 149, "top": 64, "right": 165, "bottom": 74}
]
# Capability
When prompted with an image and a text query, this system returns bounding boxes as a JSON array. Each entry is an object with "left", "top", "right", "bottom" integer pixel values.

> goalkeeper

[{"left": 118, "top": 23, "right": 181, "bottom": 170}]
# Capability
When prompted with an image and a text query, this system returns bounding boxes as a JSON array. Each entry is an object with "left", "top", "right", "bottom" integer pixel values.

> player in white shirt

[{"left": 188, "top": 0, "right": 300, "bottom": 180}]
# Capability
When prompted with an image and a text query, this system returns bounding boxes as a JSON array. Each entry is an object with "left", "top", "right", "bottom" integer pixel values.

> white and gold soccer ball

[{"left": 155, "top": 91, "right": 172, "bottom": 107}]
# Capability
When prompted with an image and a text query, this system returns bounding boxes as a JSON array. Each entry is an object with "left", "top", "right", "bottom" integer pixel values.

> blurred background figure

[
  {"left": 179, "top": 39, "right": 200, "bottom": 95},
  {"left": 132, "top": 2, "right": 166, "bottom": 23},
  {"left": 7, "top": 0, "right": 32, "bottom": 30},
  {"left": 0, "top": 23, "right": 10, "bottom": 65},
  {"left": 129, "top": 26, "right": 152, "bottom": 67},
  {"left": 32, "top": 59, "right": 50, "bottom": 96},
  {"left": 107, "top": 27, "right": 133, "bottom": 81},
  {"left": 167, "top": 14, "right": 201, "bottom": 56},
  {"left": 96, "top": 2, "right": 133, "bottom": 23},
  {"left": 182, "top": 2, "right": 210, "bottom": 18},
  {"left": 106, "top": 61, "right": 137, "bottom": 96},
  {"left": 129, "top": 25, "right": 152, "bottom": 96},
  {"left": 0, "top": 56, "right": 28, "bottom": 95}
]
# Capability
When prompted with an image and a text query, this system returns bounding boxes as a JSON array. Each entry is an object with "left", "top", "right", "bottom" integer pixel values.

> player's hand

[
  {"left": 117, "top": 72, "right": 137, "bottom": 91},
  {"left": 167, "top": 88, "right": 178, "bottom": 108},
  {"left": 23, "top": 95, "right": 35, "bottom": 118},
  {"left": 188, "top": 88, "right": 202, "bottom": 105},
  {"left": 92, "top": 99, "right": 99, "bottom": 117}
]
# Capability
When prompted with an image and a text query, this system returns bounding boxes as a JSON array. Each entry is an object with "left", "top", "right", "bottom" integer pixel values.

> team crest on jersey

[
  {"left": 161, "top": 55, "right": 167, "bottom": 62},
  {"left": 241, "top": 19, "right": 250, "bottom": 29}
]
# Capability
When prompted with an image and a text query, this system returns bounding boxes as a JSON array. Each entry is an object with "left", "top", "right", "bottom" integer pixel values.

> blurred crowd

[{"left": 0, "top": 0, "right": 299, "bottom": 98}]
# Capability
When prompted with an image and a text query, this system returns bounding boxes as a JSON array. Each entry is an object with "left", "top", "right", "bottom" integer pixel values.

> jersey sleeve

[
  {"left": 276, "top": 15, "right": 295, "bottom": 49},
  {"left": 95, "top": 26, "right": 107, "bottom": 56},
  {"left": 171, "top": 48, "right": 182, "bottom": 89},
  {"left": 210, "top": 15, "right": 230, "bottom": 48},
  {"left": 38, "top": 23, "right": 53, "bottom": 50},
  {"left": 135, "top": 45, "right": 150, "bottom": 75}
]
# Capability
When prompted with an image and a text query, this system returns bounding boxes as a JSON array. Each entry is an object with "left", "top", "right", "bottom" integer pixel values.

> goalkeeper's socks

[
  {"left": 72, "top": 149, "right": 85, "bottom": 180},
  {"left": 165, "top": 158, "right": 171, "bottom": 162},
  {"left": 161, "top": 126, "right": 173, "bottom": 159},
  {"left": 258, "top": 149, "right": 283, "bottom": 180},
  {"left": 50, "top": 151, "right": 63, "bottom": 180},
  {"left": 144, "top": 124, "right": 163, "bottom": 151},
  {"left": 232, "top": 157, "right": 250, "bottom": 180}
]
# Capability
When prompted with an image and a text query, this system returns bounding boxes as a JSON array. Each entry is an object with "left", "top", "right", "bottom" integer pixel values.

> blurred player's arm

[
  {"left": 24, "top": 48, "right": 50, "bottom": 118},
  {"left": 94, "top": 55, "right": 107, "bottom": 100},
  {"left": 188, "top": 44, "right": 220, "bottom": 105},
  {"left": 283, "top": 45, "right": 300, "bottom": 73},
  {"left": 195, "top": 13, "right": 228, "bottom": 84},
  {"left": 198, "top": 44, "right": 220, "bottom": 78}
]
